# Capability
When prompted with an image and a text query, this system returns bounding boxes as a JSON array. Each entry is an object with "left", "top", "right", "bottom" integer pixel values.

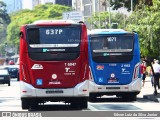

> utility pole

[
  {"left": 98, "top": 0, "right": 101, "bottom": 29},
  {"left": 5, "top": 43, "right": 7, "bottom": 58},
  {"left": 103, "top": 0, "right": 111, "bottom": 28},
  {"left": 131, "top": 0, "right": 133, "bottom": 12},
  {"left": 109, "top": 0, "right": 111, "bottom": 28},
  {"left": 121, "top": 2, "right": 125, "bottom": 29},
  {"left": 90, "top": 0, "right": 92, "bottom": 29}
]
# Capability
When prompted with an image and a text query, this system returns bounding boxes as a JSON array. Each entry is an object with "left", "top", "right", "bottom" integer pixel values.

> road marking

[{"left": 88, "top": 104, "right": 99, "bottom": 111}]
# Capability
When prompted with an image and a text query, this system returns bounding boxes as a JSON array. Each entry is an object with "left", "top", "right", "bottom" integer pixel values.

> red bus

[{"left": 19, "top": 20, "right": 89, "bottom": 109}]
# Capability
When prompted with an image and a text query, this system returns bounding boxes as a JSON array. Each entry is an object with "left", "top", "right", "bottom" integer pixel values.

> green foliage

[
  {"left": 110, "top": 0, "right": 153, "bottom": 11},
  {"left": 0, "top": 1, "right": 11, "bottom": 56},
  {"left": 110, "top": 0, "right": 139, "bottom": 11},
  {"left": 88, "top": 11, "right": 126, "bottom": 29},
  {"left": 126, "top": 0, "right": 160, "bottom": 58},
  {"left": 0, "top": 1, "right": 10, "bottom": 24},
  {"left": 88, "top": 0, "right": 159, "bottom": 58},
  {"left": 7, "top": 4, "right": 71, "bottom": 48}
]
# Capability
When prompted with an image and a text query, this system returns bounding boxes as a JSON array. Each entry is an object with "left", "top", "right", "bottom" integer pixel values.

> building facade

[
  {"left": 40, "top": 0, "right": 55, "bottom": 4},
  {"left": 2, "top": 0, "right": 22, "bottom": 13},
  {"left": 33, "top": 0, "right": 41, "bottom": 7},
  {"left": 55, "top": 0, "right": 72, "bottom": 7},
  {"left": 22, "top": 0, "right": 71, "bottom": 10},
  {"left": 72, "top": 0, "right": 107, "bottom": 29}
]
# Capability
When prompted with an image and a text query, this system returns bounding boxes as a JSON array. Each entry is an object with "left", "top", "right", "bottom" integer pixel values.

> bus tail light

[
  {"left": 22, "top": 65, "right": 26, "bottom": 81},
  {"left": 89, "top": 66, "right": 93, "bottom": 81},
  {"left": 21, "top": 63, "right": 31, "bottom": 83},
  {"left": 133, "top": 65, "right": 139, "bottom": 80},
  {"left": 22, "top": 90, "right": 27, "bottom": 93},
  {"left": 82, "top": 89, "right": 87, "bottom": 92},
  {"left": 124, "top": 86, "right": 128, "bottom": 89}
]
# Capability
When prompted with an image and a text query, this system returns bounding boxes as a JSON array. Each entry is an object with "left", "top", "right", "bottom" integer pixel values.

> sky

[{"left": 22, "top": 0, "right": 33, "bottom": 9}]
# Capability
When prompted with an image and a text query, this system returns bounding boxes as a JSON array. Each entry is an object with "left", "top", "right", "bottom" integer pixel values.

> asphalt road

[{"left": 0, "top": 78, "right": 160, "bottom": 112}]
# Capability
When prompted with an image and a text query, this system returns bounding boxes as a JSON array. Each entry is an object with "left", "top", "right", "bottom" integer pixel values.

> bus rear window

[
  {"left": 91, "top": 35, "right": 133, "bottom": 53},
  {"left": 90, "top": 34, "right": 134, "bottom": 63},
  {"left": 27, "top": 26, "right": 81, "bottom": 48}
]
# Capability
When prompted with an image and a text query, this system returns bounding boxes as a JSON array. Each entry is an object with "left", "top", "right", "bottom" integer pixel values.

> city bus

[
  {"left": 88, "top": 29, "right": 141, "bottom": 101},
  {"left": 19, "top": 20, "right": 89, "bottom": 109}
]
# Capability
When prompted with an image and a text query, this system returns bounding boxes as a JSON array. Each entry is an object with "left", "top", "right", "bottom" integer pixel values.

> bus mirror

[
  {"left": 19, "top": 32, "right": 24, "bottom": 38},
  {"left": 78, "top": 21, "right": 84, "bottom": 24}
]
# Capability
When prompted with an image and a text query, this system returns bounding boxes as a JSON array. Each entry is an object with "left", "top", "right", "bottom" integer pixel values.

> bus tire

[
  {"left": 130, "top": 95, "right": 137, "bottom": 101},
  {"left": 21, "top": 99, "right": 29, "bottom": 109},
  {"left": 122, "top": 95, "right": 137, "bottom": 102},
  {"left": 122, "top": 96, "right": 130, "bottom": 102},
  {"left": 71, "top": 98, "right": 88, "bottom": 109},
  {"left": 71, "top": 101, "right": 79, "bottom": 109},
  {"left": 80, "top": 98, "right": 88, "bottom": 109},
  {"left": 30, "top": 101, "right": 38, "bottom": 110},
  {"left": 8, "top": 82, "right": 10, "bottom": 86},
  {"left": 88, "top": 94, "right": 96, "bottom": 102}
]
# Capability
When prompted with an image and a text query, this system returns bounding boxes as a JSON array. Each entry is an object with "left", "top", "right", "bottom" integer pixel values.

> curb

[{"left": 143, "top": 94, "right": 160, "bottom": 103}]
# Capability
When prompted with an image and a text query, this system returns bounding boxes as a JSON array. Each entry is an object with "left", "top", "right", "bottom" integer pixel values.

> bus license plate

[
  {"left": 0, "top": 77, "right": 4, "bottom": 80},
  {"left": 46, "top": 90, "right": 63, "bottom": 94}
]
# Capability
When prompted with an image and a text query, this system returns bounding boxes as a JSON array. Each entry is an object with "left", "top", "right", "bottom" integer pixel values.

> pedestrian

[
  {"left": 140, "top": 61, "right": 147, "bottom": 87},
  {"left": 152, "top": 60, "right": 160, "bottom": 95},
  {"left": 150, "top": 59, "right": 156, "bottom": 87},
  {"left": 150, "top": 65, "right": 154, "bottom": 87}
]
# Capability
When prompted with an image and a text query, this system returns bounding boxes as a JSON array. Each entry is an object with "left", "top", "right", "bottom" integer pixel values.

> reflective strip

[{"left": 30, "top": 44, "right": 79, "bottom": 48}]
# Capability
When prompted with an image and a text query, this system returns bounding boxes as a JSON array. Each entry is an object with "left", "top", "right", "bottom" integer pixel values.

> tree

[
  {"left": 110, "top": 0, "right": 139, "bottom": 11},
  {"left": 88, "top": 0, "right": 157, "bottom": 58},
  {"left": 88, "top": 11, "right": 127, "bottom": 29},
  {"left": 145, "top": 0, "right": 153, "bottom": 6},
  {"left": 110, "top": 0, "right": 153, "bottom": 11},
  {"left": 0, "top": 1, "right": 11, "bottom": 56},
  {"left": 0, "top": 1, "right": 10, "bottom": 24},
  {"left": 126, "top": 0, "right": 160, "bottom": 58}
]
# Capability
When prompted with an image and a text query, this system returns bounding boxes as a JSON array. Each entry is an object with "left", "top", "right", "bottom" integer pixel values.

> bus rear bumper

[
  {"left": 89, "top": 78, "right": 141, "bottom": 95},
  {"left": 20, "top": 80, "right": 89, "bottom": 98}
]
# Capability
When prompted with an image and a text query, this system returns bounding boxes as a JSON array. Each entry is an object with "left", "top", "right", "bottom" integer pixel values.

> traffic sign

[{"left": 62, "top": 11, "right": 83, "bottom": 23}]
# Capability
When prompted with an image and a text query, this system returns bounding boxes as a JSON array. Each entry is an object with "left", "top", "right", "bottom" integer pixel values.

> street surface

[{"left": 0, "top": 77, "right": 160, "bottom": 112}]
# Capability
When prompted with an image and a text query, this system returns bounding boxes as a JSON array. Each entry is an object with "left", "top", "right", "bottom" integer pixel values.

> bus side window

[{"left": 28, "top": 28, "right": 40, "bottom": 44}]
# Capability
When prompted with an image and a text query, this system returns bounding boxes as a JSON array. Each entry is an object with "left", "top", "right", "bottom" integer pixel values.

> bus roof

[
  {"left": 88, "top": 29, "right": 132, "bottom": 35},
  {"left": 31, "top": 20, "right": 82, "bottom": 26}
]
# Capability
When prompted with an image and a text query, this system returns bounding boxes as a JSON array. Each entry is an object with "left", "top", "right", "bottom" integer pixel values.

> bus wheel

[
  {"left": 88, "top": 94, "right": 96, "bottom": 102},
  {"left": 30, "top": 102, "right": 38, "bottom": 110},
  {"left": 80, "top": 98, "right": 88, "bottom": 109},
  {"left": 71, "top": 98, "right": 88, "bottom": 109},
  {"left": 130, "top": 95, "right": 137, "bottom": 101},
  {"left": 122, "top": 95, "right": 137, "bottom": 102},
  {"left": 71, "top": 101, "right": 79, "bottom": 109},
  {"left": 21, "top": 99, "right": 29, "bottom": 109}
]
